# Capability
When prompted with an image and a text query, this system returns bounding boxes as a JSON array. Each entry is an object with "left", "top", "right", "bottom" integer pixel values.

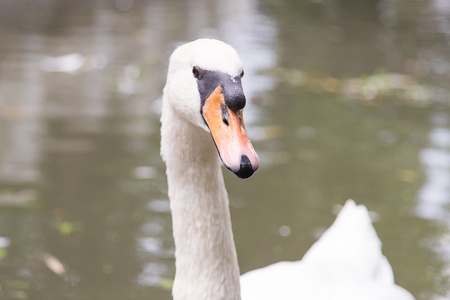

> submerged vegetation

[{"left": 273, "top": 67, "right": 448, "bottom": 107}]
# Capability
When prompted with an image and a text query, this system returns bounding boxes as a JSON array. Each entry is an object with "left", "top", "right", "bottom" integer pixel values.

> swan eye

[
  {"left": 240, "top": 70, "right": 244, "bottom": 78},
  {"left": 192, "top": 66, "right": 200, "bottom": 78}
]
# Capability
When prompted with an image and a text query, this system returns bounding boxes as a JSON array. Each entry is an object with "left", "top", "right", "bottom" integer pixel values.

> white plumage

[{"left": 240, "top": 200, "right": 415, "bottom": 300}]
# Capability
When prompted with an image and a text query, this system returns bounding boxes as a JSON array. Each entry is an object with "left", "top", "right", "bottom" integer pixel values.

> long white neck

[{"left": 161, "top": 99, "right": 241, "bottom": 300}]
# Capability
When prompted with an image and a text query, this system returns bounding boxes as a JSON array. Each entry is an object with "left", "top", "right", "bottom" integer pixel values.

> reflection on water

[
  {"left": 0, "top": 0, "right": 449, "bottom": 299},
  {"left": 418, "top": 113, "right": 450, "bottom": 220}
]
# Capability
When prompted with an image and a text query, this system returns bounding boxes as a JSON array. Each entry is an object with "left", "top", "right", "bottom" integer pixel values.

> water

[{"left": 0, "top": 0, "right": 449, "bottom": 299}]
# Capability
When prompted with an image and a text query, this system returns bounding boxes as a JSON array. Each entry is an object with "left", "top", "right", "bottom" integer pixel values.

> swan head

[{"left": 164, "top": 39, "right": 259, "bottom": 179}]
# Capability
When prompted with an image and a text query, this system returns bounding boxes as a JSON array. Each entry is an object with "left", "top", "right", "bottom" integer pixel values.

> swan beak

[{"left": 202, "top": 86, "right": 259, "bottom": 179}]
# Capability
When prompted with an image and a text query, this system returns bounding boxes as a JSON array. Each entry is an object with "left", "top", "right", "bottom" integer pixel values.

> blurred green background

[{"left": 0, "top": 0, "right": 449, "bottom": 299}]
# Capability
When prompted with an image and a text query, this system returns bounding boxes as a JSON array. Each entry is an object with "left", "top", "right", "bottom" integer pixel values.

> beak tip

[{"left": 233, "top": 154, "right": 259, "bottom": 179}]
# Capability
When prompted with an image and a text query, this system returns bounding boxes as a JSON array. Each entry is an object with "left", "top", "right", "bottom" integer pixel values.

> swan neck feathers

[{"left": 161, "top": 39, "right": 242, "bottom": 300}]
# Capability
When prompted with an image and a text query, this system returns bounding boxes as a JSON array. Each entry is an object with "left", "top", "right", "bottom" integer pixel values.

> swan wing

[
  {"left": 240, "top": 200, "right": 415, "bottom": 300},
  {"left": 302, "top": 199, "right": 394, "bottom": 283}
]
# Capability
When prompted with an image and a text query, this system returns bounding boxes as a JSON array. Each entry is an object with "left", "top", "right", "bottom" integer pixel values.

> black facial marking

[
  {"left": 223, "top": 77, "right": 246, "bottom": 111},
  {"left": 195, "top": 68, "right": 246, "bottom": 112},
  {"left": 221, "top": 104, "right": 229, "bottom": 126}
]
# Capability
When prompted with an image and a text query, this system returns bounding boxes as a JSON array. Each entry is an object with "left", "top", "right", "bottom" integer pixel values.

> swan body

[
  {"left": 161, "top": 38, "right": 414, "bottom": 300},
  {"left": 240, "top": 200, "right": 415, "bottom": 300}
]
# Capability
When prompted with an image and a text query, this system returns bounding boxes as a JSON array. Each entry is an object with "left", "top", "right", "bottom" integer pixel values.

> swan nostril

[
  {"left": 221, "top": 104, "right": 229, "bottom": 126},
  {"left": 235, "top": 154, "right": 254, "bottom": 179}
]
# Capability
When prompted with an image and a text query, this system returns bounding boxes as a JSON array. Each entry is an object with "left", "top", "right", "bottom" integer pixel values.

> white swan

[{"left": 160, "top": 38, "right": 415, "bottom": 300}]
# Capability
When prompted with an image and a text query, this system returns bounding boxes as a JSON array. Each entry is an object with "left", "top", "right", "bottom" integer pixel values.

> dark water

[{"left": 0, "top": 0, "right": 449, "bottom": 299}]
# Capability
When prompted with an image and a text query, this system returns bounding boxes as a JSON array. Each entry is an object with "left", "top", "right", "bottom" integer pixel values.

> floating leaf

[
  {"left": 39, "top": 253, "right": 66, "bottom": 276},
  {"left": 0, "top": 248, "right": 8, "bottom": 260},
  {"left": 54, "top": 220, "right": 82, "bottom": 237},
  {"left": 59, "top": 222, "right": 75, "bottom": 235},
  {"left": 157, "top": 278, "right": 174, "bottom": 290}
]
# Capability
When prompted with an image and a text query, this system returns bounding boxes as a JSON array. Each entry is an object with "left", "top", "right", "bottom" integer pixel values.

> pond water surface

[{"left": 0, "top": 1, "right": 450, "bottom": 299}]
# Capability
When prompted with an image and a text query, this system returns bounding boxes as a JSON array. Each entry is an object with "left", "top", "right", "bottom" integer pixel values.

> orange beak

[{"left": 202, "top": 86, "right": 259, "bottom": 179}]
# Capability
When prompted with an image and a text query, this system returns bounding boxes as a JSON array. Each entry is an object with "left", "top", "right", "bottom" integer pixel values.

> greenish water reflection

[{"left": 0, "top": 1, "right": 449, "bottom": 300}]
